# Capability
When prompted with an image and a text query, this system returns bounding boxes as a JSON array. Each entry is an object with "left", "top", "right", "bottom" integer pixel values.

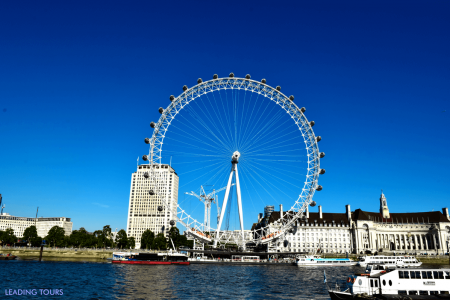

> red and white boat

[{"left": 112, "top": 250, "right": 189, "bottom": 265}]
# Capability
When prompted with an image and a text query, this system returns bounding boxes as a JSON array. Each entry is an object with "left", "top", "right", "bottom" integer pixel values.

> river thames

[{"left": 1, "top": 258, "right": 447, "bottom": 299}]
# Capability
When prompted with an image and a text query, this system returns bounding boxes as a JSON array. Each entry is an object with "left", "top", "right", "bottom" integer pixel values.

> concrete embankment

[{"left": 0, "top": 248, "right": 114, "bottom": 259}]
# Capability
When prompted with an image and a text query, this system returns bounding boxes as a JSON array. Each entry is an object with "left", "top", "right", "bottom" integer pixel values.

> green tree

[
  {"left": 115, "top": 229, "right": 128, "bottom": 249},
  {"left": 152, "top": 233, "right": 167, "bottom": 250},
  {"left": 140, "top": 229, "right": 155, "bottom": 249},
  {"left": 1, "top": 228, "right": 17, "bottom": 246},
  {"left": 45, "top": 226, "right": 65, "bottom": 247},
  {"left": 178, "top": 235, "right": 193, "bottom": 248},
  {"left": 23, "top": 225, "right": 42, "bottom": 247},
  {"left": 168, "top": 227, "right": 181, "bottom": 248},
  {"left": 128, "top": 237, "right": 135, "bottom": 249},
  {"left": 23, "top": 225, "right": 38, "bottom": 242}
]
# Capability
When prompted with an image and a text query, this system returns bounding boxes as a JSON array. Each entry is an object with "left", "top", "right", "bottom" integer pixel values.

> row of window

[
  {"left": 399, "top": 271, "right": 449, "bottom": 279},
  {"left": 399, "top": 291, "right": 448, "bottom": 295}
]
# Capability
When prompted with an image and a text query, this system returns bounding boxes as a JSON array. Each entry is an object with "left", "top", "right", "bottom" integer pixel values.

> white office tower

[{"left": 126, "top": 164, "right": 179, "bottom": 249}]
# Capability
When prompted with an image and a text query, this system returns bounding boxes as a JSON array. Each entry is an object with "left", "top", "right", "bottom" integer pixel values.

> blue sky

[{"left": 0, "top": 1, "right": 449, "bottom": 233}]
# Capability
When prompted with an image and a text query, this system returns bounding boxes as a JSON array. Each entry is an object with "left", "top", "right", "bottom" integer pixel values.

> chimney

[
  {"left": 443, "top": 208, "right": 449, "bottom": 221},
  {"left": 319, "top": 205, "right": 323, "bottom": 219},
  {"left": 346, "top": 204, "right": 351, "bottom": 221},
  {"left": 279, "top": 204, "right": 283, "bottom": 219},
  {"left": 306, "top": 205, "right": 309, "bottom": 219}
]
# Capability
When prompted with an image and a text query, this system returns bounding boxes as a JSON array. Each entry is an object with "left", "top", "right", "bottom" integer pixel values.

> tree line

[{"left": 0, "top": 225, "right": 193, "bottom": 250}]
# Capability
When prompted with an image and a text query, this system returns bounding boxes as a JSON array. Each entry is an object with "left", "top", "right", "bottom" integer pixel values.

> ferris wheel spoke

[
  {"left": 243, "top": 123, "right": 303, "bottom": 154},
  {"left": 204, "top": 92, "right": 233, "bottom": 145},
  {"left": 238, "top": 166, "right": 259, "bottom": 214},
  {"left": 239, "top": 99, "right": 283, "bottom": 151},
  {"left": 237, "top": 89, "right": 250, "bottom": 149},
  {"left": 238, "top": 91, "right": 265, "bottom": 150},
  {"left": 238, "top": 164, "right": 269, "bottom": 209},
  {"left": 240, "top": 111, "right": 294, "bottom": 153},
  {"left": 248, "top": 159, "right": 306, "bottom": 184},
  {"left": 171, "top": 115, "right": 231, "bottom": 152},
  {"left": 244, "top": 138, "right": 304, "bottom": 156},
  {"left": 184, "top": 105, "right": 235, "bottom": 153},
  {"left": 215, "top": 89, "right": 236, "bottom": 148},
  {"left": 243, "top": 165, "right": 300, "bottom": 204},
  {"left": 239, "top": 110, "right": 288, "bottom": 153},
  {"left": 178, "top": 161, "right": 228, "bottom": 188},
  {"left": 169, "top": 121, "right": 227, "bottom": 150},
  {"left": 163, "top": 150, "right": 229, "bottom": 158},
  {"left": 165, "top": 135, "right": 229, "bottom": 156},
  {"left": 245, "top": 148, "right": 304, "bottom": 156},
  {"left": 188, "top": 97, "right": 233, "bottom": 151},
  {"left": 239, "top": 164, "right": 281, "bottom": 205},
  {"left": 248, "top": 161, "right": 303, "bottom": 190},
  {"left": 166, "top": 141, "right": 230, "bottom": 161}
]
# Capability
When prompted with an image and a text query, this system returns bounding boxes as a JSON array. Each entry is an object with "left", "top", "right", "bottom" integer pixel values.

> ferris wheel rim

[{"left": 146, "top": 75, "right": 322, "bottom": 245}]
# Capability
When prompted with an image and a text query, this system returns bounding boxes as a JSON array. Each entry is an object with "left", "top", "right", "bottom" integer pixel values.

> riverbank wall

[{"left": 0, "top": 248, "right": 114, "bottom": 259}]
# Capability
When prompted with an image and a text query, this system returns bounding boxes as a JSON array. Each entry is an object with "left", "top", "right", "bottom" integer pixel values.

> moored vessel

[
  {"left": 112, "top": 250, "right": 189, "bottom": 265},
  {"left": 357, "top": 255, "right": 422, "bottom": 267},
  {"left": 0, "top": 254, "right": 17, "bottom": 260},
  {"left": 295, "top": 254, "right": 357, "bottom": 266},
  {"left": 328, "top": 265, "right": 450, "bottom": 299}
]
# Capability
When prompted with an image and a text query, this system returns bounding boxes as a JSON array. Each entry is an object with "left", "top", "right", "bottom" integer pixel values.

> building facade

[
  {"left": 126, "top": 164, "right": 179, "bottom": 249},
  {"left": 252, "top": 193, "right": 450, "bottom": 255},
  {"left": 253, "top": 204, "right": 353, "bottom": 253},
  {"left": 351, "top": 193, "right": 450, "bottom": 255},
  {"left": 0, "top": 213, "right": 72, "bottom": 238}
]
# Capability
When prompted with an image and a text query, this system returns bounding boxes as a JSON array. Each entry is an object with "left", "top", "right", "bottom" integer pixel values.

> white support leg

[
  {"left": 207, "top": 202, "right": 211, "bottom": 233},
  {"left": 214, "top": 168, "right": 234, "bottom": 247},
  {"left": 204, "top": 202, "right": 208, "bottom": 232},
  {"left": 235, "top": 165, "right": 245, "bottom": 249}
]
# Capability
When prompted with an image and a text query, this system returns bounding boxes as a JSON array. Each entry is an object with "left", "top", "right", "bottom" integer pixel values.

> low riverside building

[
  {"left": 252, "top": 192, "right": 450, "bottom": 255},
  {"left": 0, "top": 213, "right": 73, "bottom": 238}
]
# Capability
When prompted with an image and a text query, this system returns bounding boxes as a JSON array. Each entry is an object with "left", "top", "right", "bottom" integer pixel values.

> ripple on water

[{"left": 5, "top": 260, "right": 445, "bottom": 299}]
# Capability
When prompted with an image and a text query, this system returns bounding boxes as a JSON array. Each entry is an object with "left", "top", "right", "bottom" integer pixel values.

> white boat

[
  {"left": 328, "top": 266, "right": 450, "bottom": 299},
  {"left": 295, "top": 255, "right": 357, "bottom": 266},
  {"left": 357, "top": 255, "right": 422, "bottom": 267}
]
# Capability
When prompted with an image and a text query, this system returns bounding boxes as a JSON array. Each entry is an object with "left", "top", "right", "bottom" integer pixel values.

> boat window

[
  {"left": 382, "top": 280, "right": 386, "bottom": 286},
  {"left": 398, "top": 291, "right": 407, "bottom": 295},
  {"left": 374, "top": 280, "right": 378, "bottom": 287},
  {"left": 434, "top": 271, "right": 444, "bottom": 279},
  {"left": 399, "top": 271, "right": 409, "bottom": 279},
  {"left": 419, "top": 291, "right": 428, "bottom": 295},
  {"left": 430, "top": 291, "right": 439, "bottom": 295},
  {"left": 370, "top": 280, "right": 374, "bottom": 288},
  {"left": 422, "top": 271, "right": 430, "bottom": 279},
  {"left": 445, "top": 272, "right": 450, "bottom": 279},
  {"left": 441, "top": 291, "right": 450, "bottom": 295},
  {"left": 414, "top": 271, "right": 421, "bottom": 279},
  {"left": 399, "top": 271, "right": 404, "bottom": 279},
  {"left": 409, "top": 291, "right": 418, "bottom": 295},
  {"left": 427, "top": 271, "right": 433, "bottom": 279}
]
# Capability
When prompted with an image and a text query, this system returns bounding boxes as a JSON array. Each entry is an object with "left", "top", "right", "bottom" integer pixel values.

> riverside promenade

[
  {"left": 0, "top": 247, "right": 114, "bottom": 259},
  {"left": 1, "top": 247, "right": 449, "bottom": 264}
]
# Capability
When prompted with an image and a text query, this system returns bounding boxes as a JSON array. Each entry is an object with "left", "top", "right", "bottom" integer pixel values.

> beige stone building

[
  {"left": 126, "top": 164, "right": 179, "bottom": 249},
  {"left": 252, "top": 192, "right": 450, "bottom": 255},
  {"left": 0, "top": 213, "right": 72, "bottom": 238}
]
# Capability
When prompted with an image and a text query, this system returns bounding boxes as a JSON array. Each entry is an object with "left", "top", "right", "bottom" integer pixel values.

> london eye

[{"left": 143, "top": 73, "right": 324, "bottom": 248}]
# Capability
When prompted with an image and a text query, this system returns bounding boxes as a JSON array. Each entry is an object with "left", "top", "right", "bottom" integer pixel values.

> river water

[{"left": 1, "top": 258, "right": 447, "bottom": 299}]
